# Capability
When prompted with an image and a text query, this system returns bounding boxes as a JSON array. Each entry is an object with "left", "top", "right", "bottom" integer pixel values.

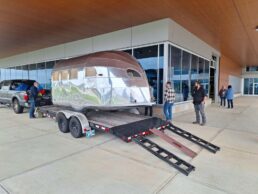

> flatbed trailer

[{"left": 39, "top": 105, "right": 220, "bottom": 176}]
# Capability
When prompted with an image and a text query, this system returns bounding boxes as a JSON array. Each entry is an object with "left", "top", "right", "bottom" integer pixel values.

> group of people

[
  {"left": 219, "top": 85, "right": 234, "bottom": 109},
  {"left": 163, "top": 80, "right": 207, "bottom": 126},
  {"left": 27, "top": 79, "right": 232, "bottom": 124},
  {"left": 162, "top": 81, "right": 235, "bottom": 125}
]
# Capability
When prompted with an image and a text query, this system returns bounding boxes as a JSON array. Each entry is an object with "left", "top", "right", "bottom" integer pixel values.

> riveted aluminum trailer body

[{"left": 51, "top": 51, "right": 152, "bottom": 111}]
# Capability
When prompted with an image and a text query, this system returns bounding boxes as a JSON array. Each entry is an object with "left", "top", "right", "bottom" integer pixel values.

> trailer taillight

[
  {"left": 127, "top": 137, "right": 132, "bottom": 142},
  {"left": 24, "top": 94, "right": 29, "bottom": 101}
]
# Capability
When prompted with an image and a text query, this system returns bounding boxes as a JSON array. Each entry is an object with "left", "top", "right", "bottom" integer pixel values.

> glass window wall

[
  {"left": 133, "top": 45, "right": 164, "bottom": 104},
  {"left": 46, "top": 61, "right": 55, "bottom": 89},
  {"left": 123, "top": 49, "right": 132, "bottom": 55},
  {"left": 181, "top": 51, "right": 191, "bottom": 102},
  {"left": 16, "top": 66, "right": 23, "bottom": 79},
  {"left": 0, "top": 60, "right": 56, "bottom": 89},
  {"left": 243, "top": 78, "right": 258, "bottom": 95},
  {"left": 168, "top": 46, "right": 182, "bottom": 101},
  {"left": 37, "top": 62, "right": 46, "bottom": 88},
  {"left": 22, "top": 65, "right": 29, "bottom": 80},
  {"left": 10, "top": 67, "right": 16, "bottom": 79},
  {"left": 168, "top": 44, "right": 210, "bottom": 102},
  {"left": 5, "top": 68, "right": 11, "bottom": 80},
  {"left": 246, "top": 66, "right": 258, "bottom": 72},
  {"left": 29, "top": 64, "right": 37, "bottom": 81}
]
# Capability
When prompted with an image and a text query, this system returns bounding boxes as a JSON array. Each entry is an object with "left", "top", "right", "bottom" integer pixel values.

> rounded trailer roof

[{"left": 53, "top": 51, "right": 143, "bottom": 72}]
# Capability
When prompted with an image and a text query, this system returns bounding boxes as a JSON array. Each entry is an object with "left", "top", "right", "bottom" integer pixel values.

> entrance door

[
  {"left": 254, "top": 83, "right": 258, "bottom": 95},
  {"left": 209, "top": 67, "right": 215, "bottom": 102}
]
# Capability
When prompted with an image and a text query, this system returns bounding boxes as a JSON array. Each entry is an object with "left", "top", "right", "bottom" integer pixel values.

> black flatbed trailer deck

[
  {"left": 40, "top": 105, "right": 159, "bottom": 132},
  {"left": 39, "top": 105, "right": 220, "bottom": 176}
]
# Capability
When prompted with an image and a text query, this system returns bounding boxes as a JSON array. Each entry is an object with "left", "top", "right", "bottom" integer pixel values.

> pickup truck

[{"left": 0, "top": 79, "right": 52, "bottom": 114}]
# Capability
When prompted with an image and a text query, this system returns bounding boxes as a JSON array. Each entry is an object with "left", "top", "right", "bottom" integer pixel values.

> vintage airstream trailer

[{"left": 51, "top": 51, "right": 152, "bottom": 110}]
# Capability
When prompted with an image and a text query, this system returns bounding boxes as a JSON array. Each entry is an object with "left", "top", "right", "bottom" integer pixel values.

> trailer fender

[
  {"left": 127, "top": 108, "right": 140, "bottom": 115},
  {"left": 56, "top": 110, "right": 89, "bottom": 134}
]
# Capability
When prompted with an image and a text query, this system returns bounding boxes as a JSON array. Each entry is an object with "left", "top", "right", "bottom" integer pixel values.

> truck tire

[
  {"left": 69, "top": 116, "right": 83, "bottom": 138},
  {"left": 57, "top": 113, "right": 69, "bottom": 133},
  {"left": 12, "top": 99, "right": 24, "bottom": 114}
]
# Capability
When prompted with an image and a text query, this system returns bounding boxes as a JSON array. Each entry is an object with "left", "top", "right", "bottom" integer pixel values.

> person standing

[
  {"left": 219, "top": 85, "right": 227, "bottom": 107},
  {"left": 192, "top": 81, "right": 207, "bottom": 126},
  {"left": 182, "top": 82, "right": 189, "bottom": 101},
  {"left": 226, "top": 85, "right": 234, "bottom": 109},
  {"left": 29, "top": 81, "right": 39, "bottom": 119},
  {"left": 145, "top": 83, "right": 155, "bottom": 116},
  {"left": 163, "top": 81, "right": 175, "bottom": 122}
]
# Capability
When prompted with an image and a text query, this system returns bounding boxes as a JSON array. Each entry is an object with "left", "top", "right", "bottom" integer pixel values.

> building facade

[
  {"left": 242, "top": 66, "right": 258, "bottom": 96},
  {"left": 0, "top": 18, "right": 222, "bottom": 106}
]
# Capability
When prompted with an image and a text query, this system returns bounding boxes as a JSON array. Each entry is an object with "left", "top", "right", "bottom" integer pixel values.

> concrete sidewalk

[{"left": 0, "top": 96, "right": 258, "bottom": 194}]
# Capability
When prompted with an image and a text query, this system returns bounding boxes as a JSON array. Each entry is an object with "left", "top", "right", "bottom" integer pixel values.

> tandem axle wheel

[{"left": 56, "top": 113, "right": 84, "bottom": 138}]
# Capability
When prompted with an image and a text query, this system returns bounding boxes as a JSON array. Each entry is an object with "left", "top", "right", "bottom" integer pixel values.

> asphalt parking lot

[{"left": 0, "top": 96, "right": 258, "bottom": 194}]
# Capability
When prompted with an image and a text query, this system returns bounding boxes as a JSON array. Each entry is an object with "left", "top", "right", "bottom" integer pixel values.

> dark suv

[{"left": 0, "top": 79, "right": 52, "bottom": 113}]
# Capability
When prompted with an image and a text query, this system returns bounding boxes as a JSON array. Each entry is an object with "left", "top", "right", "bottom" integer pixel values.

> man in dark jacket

[
  {"left": 192, "top": 81, "right": 207, "bottom": 126},
  {"left": 29, "top": 82, "right": 39, "bottom": 118}
]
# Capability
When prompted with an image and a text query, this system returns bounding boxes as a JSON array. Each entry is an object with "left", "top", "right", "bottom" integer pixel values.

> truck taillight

[{"left": 24, "top": 94, "right": 29, "bottom": 101}]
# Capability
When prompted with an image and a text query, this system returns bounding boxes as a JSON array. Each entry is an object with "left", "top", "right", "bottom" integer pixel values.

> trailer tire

[
  {"left": 69, "top": 116, "right": 83, "bottom": 138},
  {"left": 57, "top": 113, "right": 69, "bottom": 133}
]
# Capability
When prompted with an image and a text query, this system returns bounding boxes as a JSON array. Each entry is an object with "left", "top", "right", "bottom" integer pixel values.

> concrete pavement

[{"left": 0, "top": 96, "right": 258, "bottom": 194}]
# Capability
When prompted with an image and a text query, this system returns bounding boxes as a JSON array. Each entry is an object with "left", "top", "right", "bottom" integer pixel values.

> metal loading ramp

[
  {"left": 110, "top": 117, "right": 220, "bottom": 176},
  {"left": 133, "top": 136, "right": 195, "bottom": 176},
  {"left": 166, "top": 123, "right": 220, "bottom": 153}
]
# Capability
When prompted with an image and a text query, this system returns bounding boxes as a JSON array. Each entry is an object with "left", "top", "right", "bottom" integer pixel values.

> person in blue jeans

[
  {"left": 226, "top": 85, "right": 234, "bottom": 108},
  {"left": 29, "top": 82, "right": 39, "bottom": 118},
  {"left": 192, "top": 81, "right": 207, "bottom": 126},
  {"left": 163, "top": 81, "right": 175, "bottom": 122},
  {"left": 219, "top": 85, "right": 227, "bottom": 107}
]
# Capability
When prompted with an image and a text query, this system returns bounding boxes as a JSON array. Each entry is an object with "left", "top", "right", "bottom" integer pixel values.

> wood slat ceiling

[{"left": 0, "top": 0, "right": 257, "bottom": 65}]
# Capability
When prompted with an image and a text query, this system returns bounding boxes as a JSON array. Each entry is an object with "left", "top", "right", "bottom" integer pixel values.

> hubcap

[
  {"left": 71, "top": 121, "right": 79, "bottom": 134},
  {"left": 14, "top": 101, "right": 18, "bottom": 111},
  {"left": 60, "top": 119, "right": 65, "bottom": 129}
]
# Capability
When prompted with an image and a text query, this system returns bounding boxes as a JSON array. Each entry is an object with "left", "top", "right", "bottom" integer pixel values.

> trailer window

[
  {"left": 69, "top": 68, "right": 78, "bottom": 79},
  {"left": 61, "top": 70, "right": 69, "bottom": 80},
  {"left": 52, "top": 72, "right": 59, "bottom": 81},
  {"left": 85, "top": 67, "right": 97, "bottom": 77},
  {"left": 127, "top": 69, "right": 141, "bottom": 78},
  {"left": 109, "top": 68, "right": 126, "bottom": 78}
]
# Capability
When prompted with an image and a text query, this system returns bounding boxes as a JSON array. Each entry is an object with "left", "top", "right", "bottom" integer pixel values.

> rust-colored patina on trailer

[{"left": 51, "top": 51, "right": 152, "bottom": 110}]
